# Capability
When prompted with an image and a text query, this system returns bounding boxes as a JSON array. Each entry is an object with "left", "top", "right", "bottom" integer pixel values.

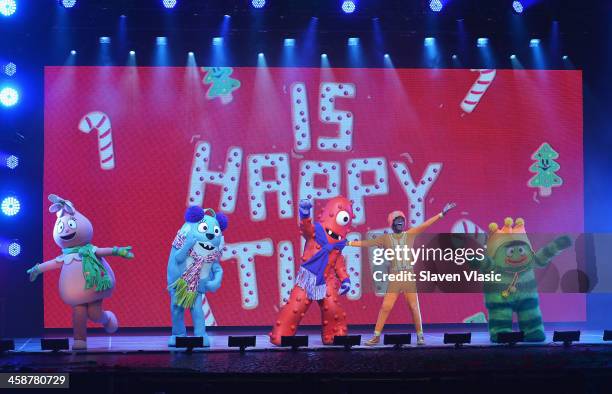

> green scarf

[{"left": 62, "top": 244, "right": 112, "bottom": 292}]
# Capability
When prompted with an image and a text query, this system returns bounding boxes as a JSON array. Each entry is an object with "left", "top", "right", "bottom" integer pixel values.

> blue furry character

[{"left": 167, "top": 206, "right": 227, "bottom": 347}]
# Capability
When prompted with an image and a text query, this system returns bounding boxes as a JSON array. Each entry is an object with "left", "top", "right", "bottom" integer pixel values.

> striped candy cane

[
  {"left": 78, "top": 111, "right": 115, "bottom": 170},
  {"left": 460, "top": 69, "right": 496, "bottom": 114},
  {"left": 202, "top": 295, "right": 217, "bottom": 326}
]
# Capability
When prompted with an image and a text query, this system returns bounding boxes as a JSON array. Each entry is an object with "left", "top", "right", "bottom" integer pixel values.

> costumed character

[
  {"left": 473, "top": 217, "right": 571, "bottom": 342},
  {"left": 269, "top": 197, "right": 354, "bottom": 345},
  {"left": 27, "top": 194, "right": 134, "bottom": 350},
  {"left": 167, "top": 206, "right": 226, "bottom": 347},
  {"left": 348, "top": 202, "right": 456, "bottom": 346}
]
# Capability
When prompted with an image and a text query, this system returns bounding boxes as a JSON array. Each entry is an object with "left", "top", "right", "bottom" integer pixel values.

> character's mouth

[
  {"left": 325, "top": 228, "right": 342, "bottom": 241},
  {"left": 539, "top": 165, "right": 550, "bottom": 171},
  {"left": 60, "top": 232, "right": 76, "bottom": 241},
  {"left": 198, "top": 242, "right": 215, "bottom": 251},
  {"left": 505, "top": 256, "right": 527, "bottom": 265}
]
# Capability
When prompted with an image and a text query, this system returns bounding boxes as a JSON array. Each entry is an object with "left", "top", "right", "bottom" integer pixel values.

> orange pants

[
  {"left": 374, "top": 291, "right": 422, "bottom": 335},
  {"left": 269, "top": 285, "right": 348, "bottom": 345}
]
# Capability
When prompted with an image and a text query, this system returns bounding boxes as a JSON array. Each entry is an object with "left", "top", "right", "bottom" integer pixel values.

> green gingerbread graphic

[
  {"left": 202, "top": 67, "right": 241, "bottom": 104},
  {"left": 470, "top": 217, "right": 571, "bottom": 342},
  {"left": 528, "top": 142, "right": 563, "bottom": 197}
]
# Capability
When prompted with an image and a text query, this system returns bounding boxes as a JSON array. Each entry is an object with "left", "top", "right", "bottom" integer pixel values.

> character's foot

[
  {"left": 523, "top": 330, "right": 546, "bottom": 342},
  {"left": 416, "top": 333, "right": 425, "bottom": 346},
  {"left": 168, "top": 335, "right": 178, "bottom": 347},
  {"left": 365, "top": 335, "right": 380, "bottom": 346},
  {"left": 202, "top": 333, "right": 211, "bottom": 347},
  {"left": 103, "top": 311, "right": 118, "bottom": 334},
  {"left": 72, "top": 339, "right": 87, "bottom": 350}
]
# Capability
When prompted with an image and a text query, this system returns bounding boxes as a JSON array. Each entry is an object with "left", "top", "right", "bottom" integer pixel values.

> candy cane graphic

[
  {"left": 460, "top": 69, "right": 496, "bottom": 114},
  {"left": 202, "top": 295, "right": 217, "bottom": 327},
  {"left": 78, "top": 111, "right": 115, "bottom": 170}
]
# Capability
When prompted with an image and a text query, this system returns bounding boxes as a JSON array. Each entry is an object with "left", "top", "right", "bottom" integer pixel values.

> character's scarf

[
  {"left": 62, "top": 244, "right": 112, "bottom": 292},
  {"left": 168, "top": 232, "right": 221, "bottom": 309},
  {"left": 295, "top": 222, "right": 347, "bottom": 300}
]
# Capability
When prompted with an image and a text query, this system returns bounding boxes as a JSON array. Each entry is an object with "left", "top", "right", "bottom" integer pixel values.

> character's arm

[
  {"left": 408, "top": 202, "right": 456, "bottom": 235},
  {"left": 95, "top": 246, "right": 134, "bottom": 259},
  {"left": 533, "top": 235, "right": 572, "bottom": 268},
  {"left": 175, "top": 235, "right": 197, "bottom": 264},
  {"left": 298, "top": 199, "right": 315, "bottom": 239},
  {"left": 199, "top": 262, "right": 224, "bottom": 293},
  {"left": 334, "top": 255, "right": 351, "bottom": 296},
  {"left": 26, "top": 258, "right": 63, "bottom": 282},
  {"left": 348, "top": 235, "right": 385, "bottom": 248}
]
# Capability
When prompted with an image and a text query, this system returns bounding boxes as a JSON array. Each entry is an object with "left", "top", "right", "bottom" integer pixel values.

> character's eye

[
  {"left": 518, "top": 246, "right": 526, "bottom": 255},
  {"left": 213, "top": 226, "right": 221, "bottom": 235},
  {"left": 506, "top": 247, "right": 515, "bottom": 257},
  {"left": 67, "top": 219, "right": 77, "bottom": 229},
  {"left": 336, "top": 211, "right": 351, "bottom": 226},
  {"left": 197, "top": 222, "right": 208, "bottom": 233},
  {"left": 56, "top": 221, "right": 64, "bottom": 233}
]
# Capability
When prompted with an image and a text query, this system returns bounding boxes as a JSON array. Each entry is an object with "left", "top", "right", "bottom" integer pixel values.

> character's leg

[
  {"left": 319, "top": 289, "right": 349, "bottom": 345},
  {"left": 87, "top": 300, "right": 118, "bottom": 334},
  {"left": 169, "top": 293, "right": 187, "bottom": 347},
  {"left": 486, "top": 302, "right": 513, "bottom": 343},
  {"left": 404, "top": 291, "right": 425, "bottom": 344},
  {"left": 404, "top": 292, "right": 423, "bottom": 334},
  {"left": 516, "top": 296, "right": 546, "bottom": 342},
  {"left": 72, "top": 304, "right": 88, "bottom": 350},
  {"left": 190, "top": 293, "right": 210, "bottom": 347},
  {"left": 269, "top": 286, "right": 311, "bottom": 345},
  {"left": 363, "top": 292, "right": 399, "bottom": 346}
]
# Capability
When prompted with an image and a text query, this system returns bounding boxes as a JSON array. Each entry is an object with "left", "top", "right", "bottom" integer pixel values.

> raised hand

[
  {"left": 299, "top": 199, "right": 313, "bottom": 219},
  {"left": 113, "top": 246, "right": 134, "bottom": 259},
  {"left": 26, "top": 264, "right": 41, "bottom": 282},
  {"left": 442, "top": 202, "right": 457, "bottom": 216}
]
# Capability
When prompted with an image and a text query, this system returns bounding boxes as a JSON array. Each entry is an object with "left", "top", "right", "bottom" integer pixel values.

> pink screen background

[{"left": 43, "top": 66, "right": 584, "bottom": 328}]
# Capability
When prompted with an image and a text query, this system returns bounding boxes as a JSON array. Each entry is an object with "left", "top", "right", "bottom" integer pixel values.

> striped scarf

[{"left": 62, "top": 244, "right": 112, "bottom": 292}]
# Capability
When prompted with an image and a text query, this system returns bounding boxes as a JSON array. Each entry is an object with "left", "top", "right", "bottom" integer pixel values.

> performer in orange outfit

[
  {"left": 269, "top": 197, "right": 354, "bottom": 345},
  {"left": 348, "top": 202, "right": 456, "bottom": 346}
]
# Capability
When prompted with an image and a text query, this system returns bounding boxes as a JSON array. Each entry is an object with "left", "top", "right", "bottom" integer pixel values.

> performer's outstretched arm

[{"left": 408, "top": 202, "right": 456, "bottom": 235}]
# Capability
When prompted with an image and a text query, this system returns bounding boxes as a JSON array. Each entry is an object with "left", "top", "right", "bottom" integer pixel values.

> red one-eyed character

[{"left": 269, "top": 196, "right": 354, "bottom": 345}]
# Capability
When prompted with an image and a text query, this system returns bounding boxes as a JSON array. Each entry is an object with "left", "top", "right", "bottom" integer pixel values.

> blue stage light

[
  {"left": 0, "top": 0, "right": 17, "bottom": 17},
  {"left": 188, "top": 51, "right": 194, "bottom": 56},
  {"left": 4, "top": 62, "right": 16, "bottom": 77},
  {"left": 212, "top": 37, "right": 223, "bottom": 46},
  {"left": 1, "top": 196, "right": 20, "bottom": 217},
  {"left": 284, "top": 38, "right": 296, "bottom": 47},
  {"left": 348, "top": 37, "right": 359, "bottom": 46},
  {"left": 321, "top": 53, "right": 327, "bottom": 58},
  {"left": 424, "top": 37, "right": 436, "bottom": 47},
  {"left": 99, "top": 36, "right": 111, "bottom": 44},
  {"left": 8, "top": 241, "right": 21, "bottom": 257},
  {"left": 477, "top": 37, "right": 489, "bottom": 47},
  {"left": 512, "top": 1, "right": 524, "bottom": 14},
  {"left": 0, "top": 87, "right": 19, "bottom": 107},
  {"left": 530, "top": 38, "right": 540, "bottom": 47},
  {"left": 70, "top": 50, "right": 76, "bottom": 55},
  {"left": 562, "top": 55, "right": 568, "bottom": 60},
  {"left": 5, "top": 155, "right": 18, "bottom": 169},
  {"left": 251, "top": 0, "right": 266, "bottom": 9},
  {"left": 62, "top": 0, "right": 77, "bottom": 8},
  {"left": 510, "top": 54, "right": 517, "bottom": 59},
  {"left": 129, "top": 50, "right": 135, "bottom": 55},
  {"left": 429, "top": 0, "right": 443, "bottom": 12},
  {"left": 156, "top": 36, "right": 168, "bottom": 45},
  {"left": 162, "top": 0, "right": 177, "bottom": 9},
  {"left": 341, "top": 1, "right": 355, "bottom": 14}
]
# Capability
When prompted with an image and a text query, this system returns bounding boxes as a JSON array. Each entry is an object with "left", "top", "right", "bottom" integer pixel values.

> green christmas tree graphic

[
  {"left": 528, "top": 142, "right": 563, "bottom": 197},
  {"left": 202, "top": 67, "right": 241, "bottom": 104}
]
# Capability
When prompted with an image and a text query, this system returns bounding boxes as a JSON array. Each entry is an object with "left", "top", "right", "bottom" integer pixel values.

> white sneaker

[
  {"left": 416, "top": 334, "right": 425, "bottom": 345},
  {"left": 72, "top": 339, "right": 87, "bottom": 350}
]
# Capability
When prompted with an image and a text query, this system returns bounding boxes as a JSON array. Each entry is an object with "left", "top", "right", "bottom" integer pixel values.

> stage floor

[{"left": 5, "top": 328, "right": 611, "bottom": 353}]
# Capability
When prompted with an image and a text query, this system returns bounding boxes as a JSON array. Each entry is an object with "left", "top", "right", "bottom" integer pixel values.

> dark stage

[{"left": 2, "top": 328, "right": 612, "bottom": 393}]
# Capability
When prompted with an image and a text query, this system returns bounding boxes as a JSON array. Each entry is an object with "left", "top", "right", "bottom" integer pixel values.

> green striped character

[{"left": 473, "top": 217, "right": 571, "bottom": 343}]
